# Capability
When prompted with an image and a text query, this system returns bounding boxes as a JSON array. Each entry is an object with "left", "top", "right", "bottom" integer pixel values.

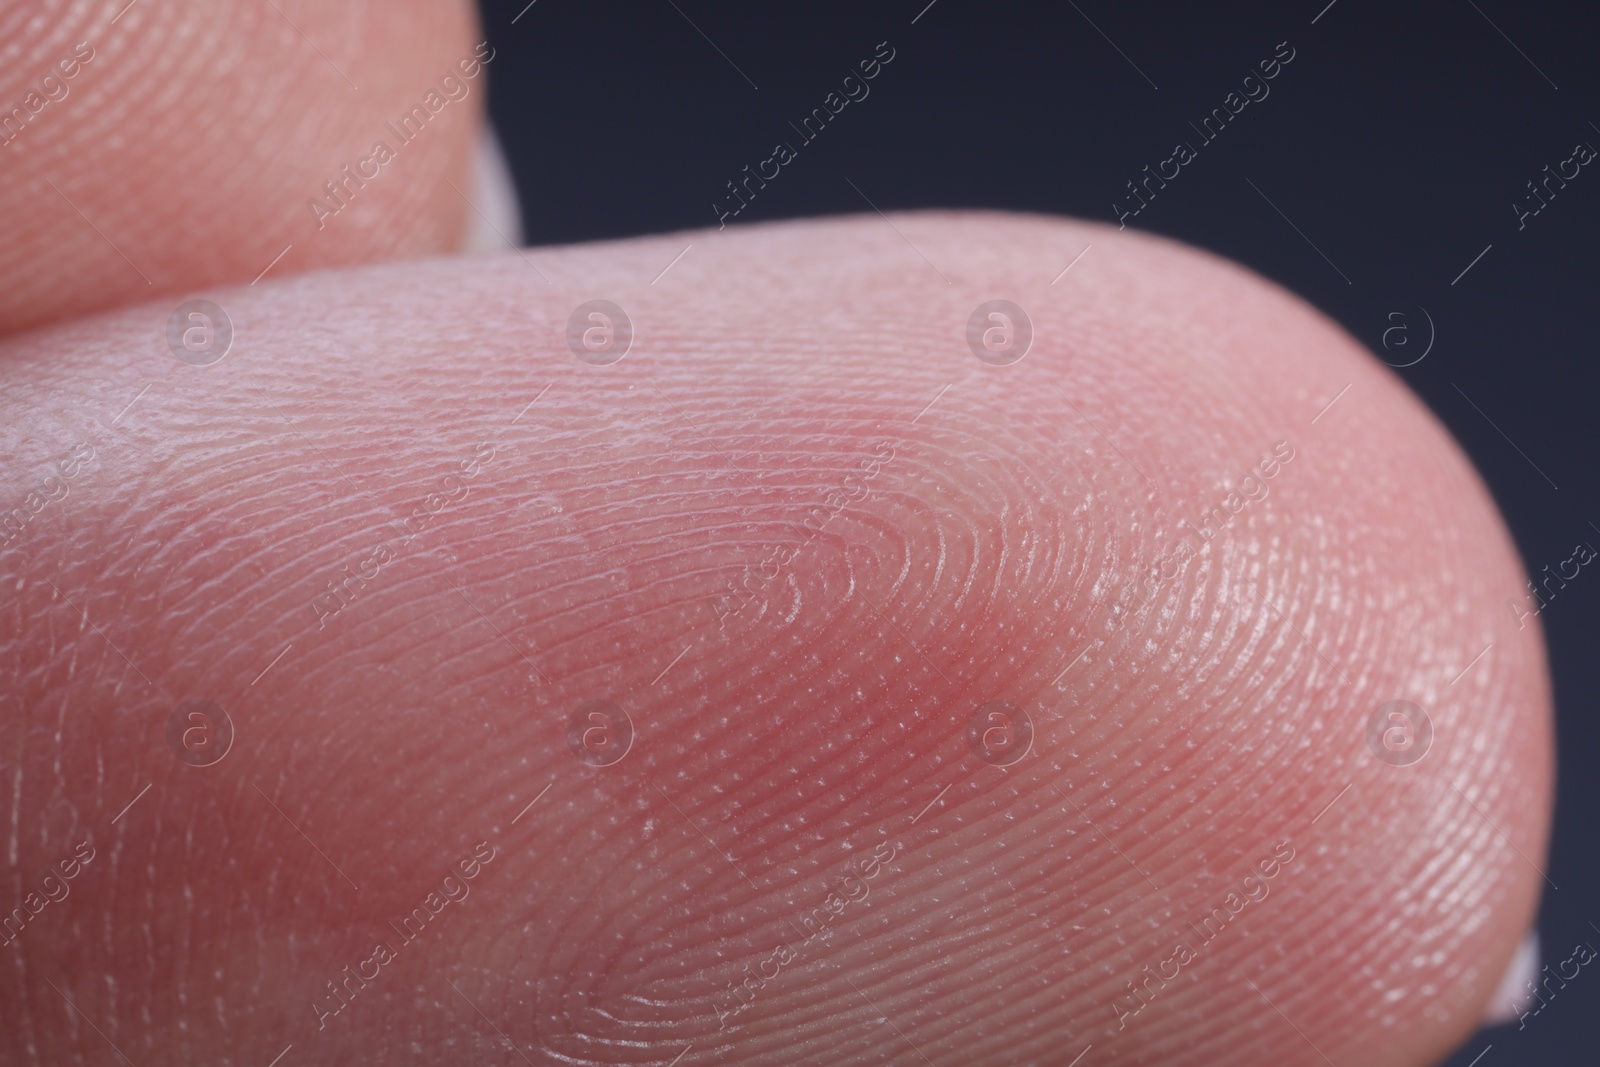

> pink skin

[
  {"left": 0, "top": 0, "right": 481, "bottom": 335},
  {"left": 0, "top": 212, "right": 1550, "bottom": 1066}
]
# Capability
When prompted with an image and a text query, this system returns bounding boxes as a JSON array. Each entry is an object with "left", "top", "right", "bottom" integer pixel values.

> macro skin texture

[
  {"left": 0, "top": 212, "right": 1551, "bottom": 1066},
  {"left": 0, "top": 0, "right": 481, "bottom": 335}
]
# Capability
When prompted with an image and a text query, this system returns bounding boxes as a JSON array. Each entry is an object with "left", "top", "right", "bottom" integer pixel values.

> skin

[
  {"left": 0, "top": 0, "right": 481, "bottom": 335},
  {"left": 0, "top": 2, "right": 1553, "bottom": 1064},
  {"left": 0, "top": 212, "right": 1551, "bottom": 1066}
]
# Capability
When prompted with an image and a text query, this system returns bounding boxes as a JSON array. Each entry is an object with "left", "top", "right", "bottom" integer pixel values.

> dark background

[{"left": 477, "top": 1, "right": 1599, "bottom": 1062}]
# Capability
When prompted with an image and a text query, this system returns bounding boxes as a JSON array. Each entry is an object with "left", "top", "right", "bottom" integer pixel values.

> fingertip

[{"left": 0, "top": 0, "right": 484, "bottom": 335}]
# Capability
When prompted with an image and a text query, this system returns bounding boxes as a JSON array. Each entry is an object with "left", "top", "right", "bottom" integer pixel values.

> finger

[
  {"left": 0, "top": 212, "right": 1550, "bottom": 1066},
  {"left": 0, "top": 0, "right": 483, "bottom": 336},
  {"left": 460, "top": 124, "right": 523, "bottom": 253}
]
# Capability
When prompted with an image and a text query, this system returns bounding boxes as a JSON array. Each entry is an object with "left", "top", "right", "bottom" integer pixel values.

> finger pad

[{"left": 0, "top": 212, "right": 1551, "bottom": 1066}]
